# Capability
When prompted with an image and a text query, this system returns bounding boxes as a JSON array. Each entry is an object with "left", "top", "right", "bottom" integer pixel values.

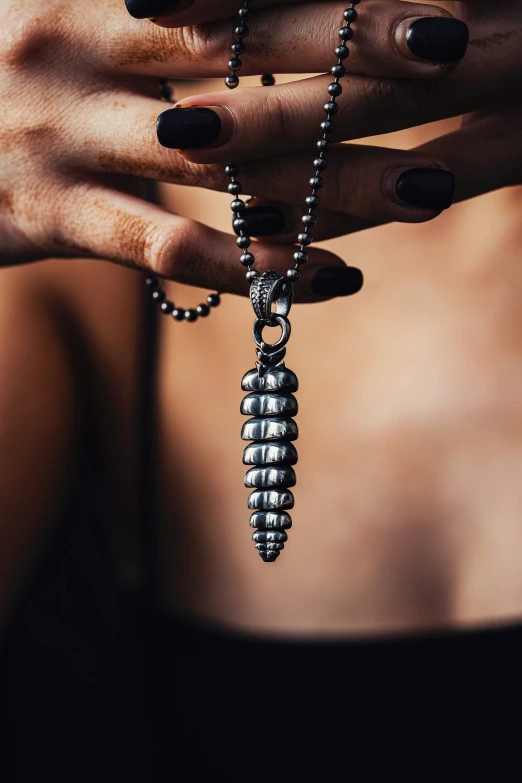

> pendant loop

[
  {"left": 249, "top": 271, "right": 293, "bottom": 325},
  {"left": 253, "top": 315, "right": 291, "bottom": 352}
]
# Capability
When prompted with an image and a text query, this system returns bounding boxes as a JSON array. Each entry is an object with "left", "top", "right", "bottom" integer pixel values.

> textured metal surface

[
  {"left": 252, "top": 530, "right": 288, "bottom": 543},
  {"left": 241, "top": 367, "right": 299, "bottom": 393},
  {"left": 253, "top": 315, "right": 291, "bottom": 353},
  {"left": 242, "top": 441, "right": 298, "bottom": 466},
  {"left": 249, "top": 270, "right": 293, "bottom": 323},
  {"left": 240, "top": 393, "right": 298, "bottom": 418},
  {"left": 247, "top": 489, "right": 295, "bottom": 510},
  {"left": 244, "top": 465, "right": 296, "bottom": 489},
  {"left": 241, "top": 417, "right": 298, "bottom": 442},
  {"left": 255, "top": 541, "right": 285, "bottom": 552},
  {"left": 257, "top": 549, "right": 281, "bottom": 562},
  {"left": 249, "top": 511, "right": 293, "bottom": 530}
]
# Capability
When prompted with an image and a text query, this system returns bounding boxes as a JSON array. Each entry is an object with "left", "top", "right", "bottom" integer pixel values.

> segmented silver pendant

[
  {"left": 231, "top": 1, "right": 360, "bottom": 562},
  {"left": 241, "top": 271, "right": 297, "bottom": 562}
]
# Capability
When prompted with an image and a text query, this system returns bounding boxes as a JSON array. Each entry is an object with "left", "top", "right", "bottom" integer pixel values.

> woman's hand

[
  {"left": 138, "top": 0, "right": 522, "bottom": 242},
  {"left": 0, "top": 0, "right": 362, "bottom": 302}
]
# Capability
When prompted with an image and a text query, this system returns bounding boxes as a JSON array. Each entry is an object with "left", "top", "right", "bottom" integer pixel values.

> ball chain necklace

[{"left": 146, "top": 0, "right": 360, "bottom": 561}]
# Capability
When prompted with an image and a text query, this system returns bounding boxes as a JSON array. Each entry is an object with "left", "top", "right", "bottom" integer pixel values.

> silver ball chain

[
  {"left": 225, "top": 0, "right": 360, "bottom": 283},
  {"left": 146, "top": 0, "right": 360, "bottom": 321}
]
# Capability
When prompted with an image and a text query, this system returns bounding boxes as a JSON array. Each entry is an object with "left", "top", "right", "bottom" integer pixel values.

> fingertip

[
  {"left": 309, "top": 265, "right": 364, "bottom": 299},
  {"left": 296, "top": 258, "right": 364, "bottom": 303},
  {"left": 386, "top": 166, "right": 455, "bottom": 212},
  {"left": 395, "top": 14, "right": 469, "bottom": 69},
  {"left": 126, "top": 0, "right": 195, "bottom": 22}
]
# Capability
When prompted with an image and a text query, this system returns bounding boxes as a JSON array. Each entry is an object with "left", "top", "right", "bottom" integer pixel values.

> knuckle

[
  {"left": 358, "top": 77, "right": 402, "bottom": 124},
  {"left": 264, "top": 90, "right": 291, "bottom": 148},
  {"left": 327, "top": 153, "right": 362, "bottom": 213},
  {"left": 160, "top": 22, "right": 228, "bottom": 66},
  {"left": 0, "top": 15, "right": 57, "bottom": 70},
  {"left": 148, "top": 219, "right": 200, "bottom": 279},
  {"left": 352, "top": 76, "right": 436, "bottom": 136},
  {"left": 163, "top": 156, "right": 224, "bottom": 191}
]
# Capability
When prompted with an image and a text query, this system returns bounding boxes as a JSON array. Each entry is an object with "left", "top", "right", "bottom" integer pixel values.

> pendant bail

[{"left": 249, "top": 271, "right": 293, "bottom": 325}]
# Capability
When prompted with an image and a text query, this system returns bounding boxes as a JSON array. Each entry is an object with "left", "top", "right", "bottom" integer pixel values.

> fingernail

[
  {"left": 394, "top": 168, "right": 456, "bottom": 210},
  {"left": 235, "top": 207, "right": 287, "bottom": 237},
  {"left": 125, "top": 0, "right": 183, "bottom": 18},
  {"left": 156, "top": 108, "right": 222, "bottom": 149},
  {"left": 405, "top": 17, "right": 469, "bottom": 63},
  {"left": 311, "top": 266, "right": 364, "bottom": 297}
]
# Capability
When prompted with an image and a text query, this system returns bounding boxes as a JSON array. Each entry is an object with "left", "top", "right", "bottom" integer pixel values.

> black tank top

[{"left": 2, "top": 281, "right": 521, "bottom": 780}]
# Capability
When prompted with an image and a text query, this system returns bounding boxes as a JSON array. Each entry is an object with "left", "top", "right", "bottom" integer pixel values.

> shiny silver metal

[
  {"left": 255, "top": 542, "right": 285, "bottom": 553},
  {"left": 240, "top": 393, "right": 298, "bottom": 418},
  {"left": 249, "top": 511, "right": 293, "bottom": 530},
  {"left": 244, "top": 273, "right": 299, "bottom": 560},
  {"left": 253, "top": 316, "right": 291, "bottom": 353},
  {"left": 241, "top": 366, "right": 299, "bottom": 393},
  {"left": 255, "top": 543, "right": 284, "bottom": 561},
  {"left": 248, "top": 489, "right": 295, "bottom": 510},
  {"left": 241, "top": 417, "right": 298, "bottom": 442},
  {"left": 242, "top": 441, "right": 298, "bottom": 466},
  {"left": 244, "top": 465, "right": 296, "bottom": 489},
  {"left": 249, "top": 270, "right": 293, "bottom": 324},
  {"left": 253, "top": 530, "right": 288, "bottom": 544}
]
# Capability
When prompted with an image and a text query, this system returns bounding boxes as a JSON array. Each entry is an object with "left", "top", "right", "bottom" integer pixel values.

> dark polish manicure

[
  {"left": 396, "top": 168, "right": 456, "bottom": 210},
  {"left": 125, "top": 0, "right": 182, "bottom": 18},
  {"left": 311, "top": 266, "right": 364, "bottom": 297},
  {"left": 156, "top": 108, "right": 222, "bottom": 149},
  {"left": 236, "top": 207, "right": 287, "bottom": 237},
  {"left": 406, "top": 17, "right": 469, "bottom": 63}
]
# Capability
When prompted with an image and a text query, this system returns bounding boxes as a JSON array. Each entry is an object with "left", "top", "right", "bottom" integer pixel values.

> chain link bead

[
  {"left": 306, "top": 195, "right": 320, "bottom": 207},
  {"left": 160, "top": 300, "right": 175, "bottom": 315},
  {"left": 240, "top": 252, "right": 255, "bottom": 266},
  {"left": 147, "top": 64, "right": 222, "bottom": 322},
  {"left": 151, "top": 289, "right": 165, "bottom": 304}
]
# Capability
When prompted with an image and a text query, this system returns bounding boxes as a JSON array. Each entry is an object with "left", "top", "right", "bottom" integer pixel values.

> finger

[
  {"left": 237, "top": 200, "right": 380, "bottom": 243},
  {"left": 114, "top": 1, "right": 469, "bottom": 79},
  {"left": 237, "top": 144, "right": 456, "bottom": 227},
  {"left": 22, "top": 177, "right": 359, "bottom": 303},
  {"left": 77, "top": 93, "right": 454, "bottom": 225},
  {"left": 414, "top": 107, "right": 522, "bottom": 202},
  {"left": 163, "top": 12, "right": 522, "bottom": 164}
]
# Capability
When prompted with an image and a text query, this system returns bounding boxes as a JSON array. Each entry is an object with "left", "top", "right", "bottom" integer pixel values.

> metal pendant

[{"left": 241, "top": 271, "right": 297, "bottom": 562}]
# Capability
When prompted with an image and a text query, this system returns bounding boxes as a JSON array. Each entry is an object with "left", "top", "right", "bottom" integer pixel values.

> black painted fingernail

[
  {"left": 156, "top": 108, "right": 222, "bottom": 149},
  {"left": 125, "top": 0, "right": 182, "bottom": 18},
  {"left": 311, "top": 266, "right": 364, "bottom": 297},
  {"left": 236, "top": 207, "right": 287, "bottom": 237},
  {"left": 406, "top": 17, "right": 469, "bottom": 63},
  {"left": 395, "top": 168, "right": 456, "bottom": 210}
]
